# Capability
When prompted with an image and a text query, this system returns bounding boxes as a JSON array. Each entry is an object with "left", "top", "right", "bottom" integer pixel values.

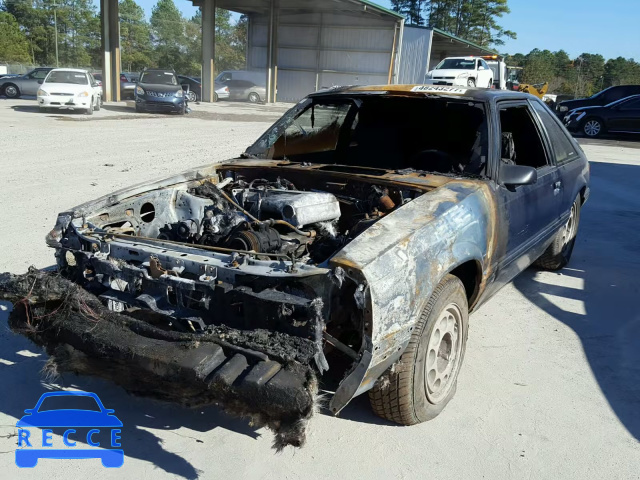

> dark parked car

[
  {"left": 564, "top": 94, "right": 640, "bottom": 137},
  {"left": 134, "top": 68, "right": 186, "bottom": 114},
  {"left": 1, "top": 85, "right": 589, "bottom": 449},
  {"left": 224, "top": 79, "right": 266, "bottom": 103},
  {"left": 557, "top": 85, "right": 640, "bottom": 117},
  {"left": 0, "top": 67, "right": 54, "bottom": 98}
]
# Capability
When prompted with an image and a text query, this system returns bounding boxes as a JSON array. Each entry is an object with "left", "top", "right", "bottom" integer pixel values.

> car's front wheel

[
  {"left": 369, "top": 274, "right": 469, "bottom": 424},
  {"left": 467, "top": 78, "right": 476, "bottom": 88},
  {"left": 248, "top": 92, "right": 261, "bottom": 103},
  {"left": 85, "top": 98, "right": 94, "bottom": 115},
  {"left": 3, "top": 84, "right": 20, "bottom": 98},
  {"left": 582, "top": 118, "right": 603, "bottom": 137},
  {"left": 535, "top": 196, "right": 581, "bottom": 270},
  {"left": 95, "top": 96, "right": 101, "bottom": 111}
]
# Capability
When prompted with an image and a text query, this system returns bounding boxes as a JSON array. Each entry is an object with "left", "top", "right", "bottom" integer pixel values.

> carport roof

[
  {"left": 428, "top": 26, "right": 498, "bottom": 56},
  {"left": 187, "top": 0, "right": 404, "bottom": 19}
]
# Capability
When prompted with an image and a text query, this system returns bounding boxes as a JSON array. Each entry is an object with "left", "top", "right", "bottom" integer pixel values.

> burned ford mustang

[{"left": 0, "top": 85, "right": 590, "bottom": 448}]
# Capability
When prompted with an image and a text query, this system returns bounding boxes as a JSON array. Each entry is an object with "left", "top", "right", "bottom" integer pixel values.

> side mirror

[
  {"left": 37, "top": 79, "right": 44, "bottom": 84},
  {"left": 501, "top": 163, "right": 537, "bottom": 187}
]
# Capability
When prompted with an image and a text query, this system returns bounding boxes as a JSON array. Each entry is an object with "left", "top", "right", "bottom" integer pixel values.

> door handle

[{"left": 553, "top": 181, "right": 562, "bottom": 195}]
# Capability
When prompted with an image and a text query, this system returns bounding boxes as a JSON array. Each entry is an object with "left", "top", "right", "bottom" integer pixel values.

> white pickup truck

[{"left": 425, "top": 56, "right": 494, "bottom": 88}]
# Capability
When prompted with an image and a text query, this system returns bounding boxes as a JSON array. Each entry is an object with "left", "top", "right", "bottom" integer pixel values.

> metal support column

[
  {"left": 100, "top": 0, "right": 120, "bottom": 102},
  {"left": 201, "top": 0, "right": 216, "bottom": 102},
  {"left": 266, "top": 0, "right": 279, "bottom": 103}
]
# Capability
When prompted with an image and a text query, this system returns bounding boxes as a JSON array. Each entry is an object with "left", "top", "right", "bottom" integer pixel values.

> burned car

[{"left": 0, "top": 85, "right": 589, "bottom": 448}]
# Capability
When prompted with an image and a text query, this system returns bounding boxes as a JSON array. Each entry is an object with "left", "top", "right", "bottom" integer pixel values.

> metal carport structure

[
  {"left": 98, "top": 0, "right": 496, "bottom": 102},
  {"left": 396, "top": 26, "right": 498, "bottom": 85}
]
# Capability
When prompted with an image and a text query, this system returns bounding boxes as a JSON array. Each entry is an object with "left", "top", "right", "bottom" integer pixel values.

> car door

[
  {"left": 494, "top": 100, "right": 563, "bottom": 285},
  {"left": 529, "top": 99, "right": 583, "bottom": 221},
  {"left": 478, "top": 59, "right": 491, "bottom": 86},
  {"left": 606, "top": 97, "right": 640, "bottom": 132},
  {"left": 21, "top": 69, "right": 50, "bottom": 95}
]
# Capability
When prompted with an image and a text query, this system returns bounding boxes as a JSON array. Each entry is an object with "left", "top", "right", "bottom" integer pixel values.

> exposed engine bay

[{"left": 94, "top": 167, "right": 419, "bottom": 265}]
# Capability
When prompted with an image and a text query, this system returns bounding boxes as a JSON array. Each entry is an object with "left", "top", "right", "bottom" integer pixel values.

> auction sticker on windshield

[
  {"left": 411, "top": 85, "right": 468, "bottom": 94},
  {"left": 15, "top": 391, "right": 123, "bottom": 468}
]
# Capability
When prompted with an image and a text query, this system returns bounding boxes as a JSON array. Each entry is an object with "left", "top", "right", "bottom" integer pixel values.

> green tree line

[
  {"left": 391, "top": 0, "right": 516, "bottom": 46},
  {"left": 0, "top": 0, "right": 247, "bottom": 76},
  {"left": 506, "top": 49, "right": 640, "bottom": 97}
]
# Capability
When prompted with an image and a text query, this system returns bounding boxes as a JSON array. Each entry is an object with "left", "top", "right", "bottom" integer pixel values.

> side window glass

[
  {"left": 620, "top": 98, "right": 640, "bottom": 110},
  {"left": 530, "top": 101, "right": 578, "bottom": 165},
  {"left": 34, "top": 70, "right": 49, "bottom": 79},
  {"left": 499, "top": 104, "right": 549, "bottom": 169}
]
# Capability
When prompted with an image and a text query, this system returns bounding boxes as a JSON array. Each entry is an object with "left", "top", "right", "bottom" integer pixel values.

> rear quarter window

[{"left": 530, "top": 100, "right": 578, "bottom": 165}]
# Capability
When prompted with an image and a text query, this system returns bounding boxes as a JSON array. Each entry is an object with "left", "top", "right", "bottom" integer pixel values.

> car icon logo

[{"left": 15, "top": 391, "right": 123, "bottom": 468}]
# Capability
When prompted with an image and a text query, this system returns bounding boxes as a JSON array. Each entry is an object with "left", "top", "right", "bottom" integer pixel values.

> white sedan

[
  {"left": 37, "top": 68, "right": 102, "bottom": 114},
  {"left": 425, "top": 57, "right": 494, "bottom": 89}
]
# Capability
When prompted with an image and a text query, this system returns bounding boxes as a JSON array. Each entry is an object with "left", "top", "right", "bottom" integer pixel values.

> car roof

[
  {"left": 309, "top": 84, "right": 534, "bottom": 102},
  {"left": 49, "top": 68, "right": 88, "bottom": 73}
]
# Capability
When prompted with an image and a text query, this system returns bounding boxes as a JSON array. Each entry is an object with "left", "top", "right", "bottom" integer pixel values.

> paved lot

[{"left": 0, "top": 98, "right": 638, "bottom": 479}]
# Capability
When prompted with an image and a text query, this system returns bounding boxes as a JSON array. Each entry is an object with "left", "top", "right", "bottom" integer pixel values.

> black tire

[
  {"left": 248, "top": 92, "right": 261, "bottom": 103},
  {"left": 3, "top": 83, "right": 20, "bottom": 98},
  {"left": 187, "top": 91, "right": 197, "bottom": 102},
  {"left": 85, "top": 98, "right": 94, "bottom": 115},
  {"left": 213, "top": 92, "right": 219, "bottom": 102},
  {"left": 467, "top": 78, "right": 476, "bottom": 88},
  {"left": 95, "top": 96, "right": 101, "bottom": 111},
  {"left": 178, "top": 102, "right": 186, "bottom": 115},
  {"left": 535, "top": 196, "right": 581, "bottom": 270},
  {"left": 582, "top": 117, "right": 603, "bottom": 137},
  {"left": 369, "top": 274, "right": 469, "bottom": 425}
]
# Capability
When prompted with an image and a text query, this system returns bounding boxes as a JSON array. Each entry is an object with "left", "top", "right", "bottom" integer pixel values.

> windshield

[
  {"left": 140, "top": 71, "right": 178, "bottom": 85},
  {"left": 45, "top": 71, "right": 89, "bottom": 85},
  {"left": 435, "top": 58, "right": 476, "bottom": 70},
  {"left": 245, "top": 95, "right": 488, "bottom": 176}
]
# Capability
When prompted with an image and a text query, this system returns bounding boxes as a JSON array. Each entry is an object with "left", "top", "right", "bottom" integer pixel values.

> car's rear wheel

[
  {"left": 535, "top": 196, "right": 581, "bottom": 270},
  {"left": 582, "top": 118, "right": 603, "bottom": 137},
  {"left": 248, "top": 92, "right": 261, "bottom": 103},
  {"left": 467, "top": 78, "right": 476, "bottom": 88},
  {"left": 369, "top": 274, "right": 469, "bottom": 424},
  {"left": 3, "top": 84, "right": 20, "bottom": 98},
  {"left": 187, "top": 91, "right": 197, "bottom": 102},
  {"left": 213, "top": 92, "right": 219, "bottom": 102}
]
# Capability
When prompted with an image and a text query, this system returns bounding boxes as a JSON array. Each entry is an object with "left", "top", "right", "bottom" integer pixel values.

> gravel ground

[{"left": 0, "top": 98, "right": 638, "bottom": 479}]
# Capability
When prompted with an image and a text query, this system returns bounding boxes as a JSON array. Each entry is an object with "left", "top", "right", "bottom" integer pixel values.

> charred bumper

[{"left": 0, "top": 269, "right": 319, "bottom": 449}]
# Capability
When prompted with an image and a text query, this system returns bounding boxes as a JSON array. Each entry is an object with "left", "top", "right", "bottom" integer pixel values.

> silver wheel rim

[
  {"left": 6, "top": 86, "right": 17, "bottom": 96},
  {"left": 584, "top": 120, "right": 601, "bottom": 136},
  {"left": 424, "top": 303, "right": 463, "bottom": 403},
  {"left": 562, "top": 202, "right": 577, "bottom": 247},
  {"left": 188, "top": 92, "right": 196, "bottom": 102},
  {"left": 249, "top": 93, "right": 259, "bottom": 103}
]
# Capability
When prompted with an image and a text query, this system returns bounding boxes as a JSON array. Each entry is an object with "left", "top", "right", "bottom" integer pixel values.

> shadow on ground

[
  {"left": 514, "top": 161, "right": 640, "bottom": 441},
  {"left": 0, "top": 305, "right": 260, "bottom": 479}
]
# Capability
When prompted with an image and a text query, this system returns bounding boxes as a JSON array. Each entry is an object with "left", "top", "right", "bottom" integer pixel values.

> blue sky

[{"left": 131, "top": 0, "right": 639, "bottom": 60}]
